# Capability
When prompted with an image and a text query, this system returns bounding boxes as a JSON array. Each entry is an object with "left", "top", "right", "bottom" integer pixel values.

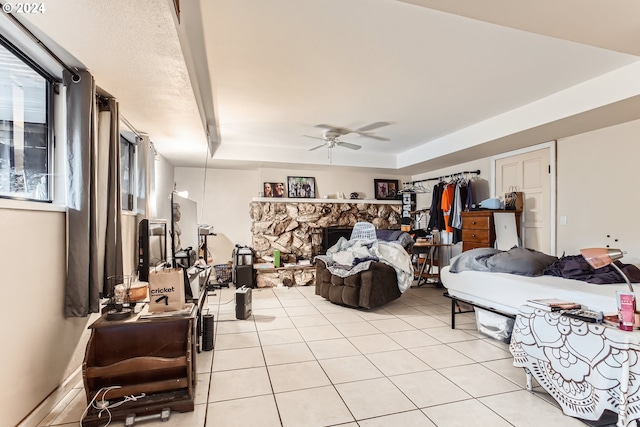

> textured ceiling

[{"left": 16, "top": 0, "right": 640, "bottom": 171}]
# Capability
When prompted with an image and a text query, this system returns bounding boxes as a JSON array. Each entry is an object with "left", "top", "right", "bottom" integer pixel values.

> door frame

[{"left": 490, "top": 140, "right": 557, "bottom": 255}]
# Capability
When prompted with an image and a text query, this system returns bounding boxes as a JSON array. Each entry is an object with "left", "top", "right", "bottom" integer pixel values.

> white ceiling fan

[
  {"left": 304, "top": 130, "right": 362, "bottom": 152},
  {"left": 303, "top": 122, "right": 391, "bottom": 161}
]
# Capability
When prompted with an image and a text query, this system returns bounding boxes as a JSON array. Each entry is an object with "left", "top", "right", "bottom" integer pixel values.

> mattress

[{"left": 440, "top": 265, "right": 630, "bottom": 315}]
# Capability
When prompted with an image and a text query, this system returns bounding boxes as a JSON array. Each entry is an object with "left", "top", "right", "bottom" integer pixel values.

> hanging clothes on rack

[
  {"left": 450, "top": 178, "right": 469, "bottom": 244},
  {"left": 465, "top": 179, "right": 474, "bottom": 211},
  {"left": 427, "top": 182, "right": 445, "bottom": 232},
  {"left": 441, "top": 182, "right": 455, "bottom": 233},
  {"left": 417, "top": 170, "right": 481, "bottom": 235}
]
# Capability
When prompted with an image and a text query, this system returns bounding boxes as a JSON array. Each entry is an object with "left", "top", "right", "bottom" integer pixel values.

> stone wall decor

[
  {"left": 255, "top": 266, "right": 316, "bottom": 288},
  {"left": 249, "top": 199, "right": 402, "bottom": 264}
]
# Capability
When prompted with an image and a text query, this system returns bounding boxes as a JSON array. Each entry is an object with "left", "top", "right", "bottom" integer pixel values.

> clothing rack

[{"left": 405, "top": 169, "right": 481, "bottom": 186}]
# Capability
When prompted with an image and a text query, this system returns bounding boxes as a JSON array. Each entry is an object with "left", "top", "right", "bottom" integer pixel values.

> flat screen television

[
  {"left": 138, "top": 219, "right": 167, "bottom": 282},
  {"left": 171, "top": 192, "right": 198, "bottom": 268}
]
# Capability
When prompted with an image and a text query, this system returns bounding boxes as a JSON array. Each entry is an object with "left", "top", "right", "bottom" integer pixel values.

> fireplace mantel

[{"left": 252, "top": 197, "right": 400, "bottom": 205}]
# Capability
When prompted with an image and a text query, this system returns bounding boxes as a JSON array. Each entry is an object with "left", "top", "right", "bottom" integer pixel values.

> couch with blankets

[{"left": 315, "top": 224, "right": 414, "bottom": 309}]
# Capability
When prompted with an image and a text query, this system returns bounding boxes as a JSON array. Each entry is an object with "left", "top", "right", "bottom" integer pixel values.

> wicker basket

[
  {"left": 214, "top": 264, "right": 232, "bottom": 283},
  {"left": 128, "top": 284, "right": 148, "bottom": 302}
]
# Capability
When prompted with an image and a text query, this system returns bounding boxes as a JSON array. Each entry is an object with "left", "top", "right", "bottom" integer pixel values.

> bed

[
  {"left": 315, "top": 225, "right": 414, "bottom": 309},
  {"left": 441, "top": 247, "right": 638, "bottom": 328}
]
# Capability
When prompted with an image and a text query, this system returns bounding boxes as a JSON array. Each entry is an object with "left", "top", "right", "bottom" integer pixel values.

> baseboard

[{"left": 17, "top": 367, "right": 83, "bottom": 427}]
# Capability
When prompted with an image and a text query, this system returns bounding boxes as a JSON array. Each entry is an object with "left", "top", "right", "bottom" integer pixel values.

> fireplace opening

[{"left": 320, "top": 226, "right": 353, "bottom": 254}]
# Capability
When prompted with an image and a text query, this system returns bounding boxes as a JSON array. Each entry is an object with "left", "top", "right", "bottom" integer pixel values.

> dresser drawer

[
  {"left": 462, "top": 228, "right": 490, "bottom": 243},
  {"left": 461, "top": 215, "right": 491, "bottom": 230},
  {"left": 463, "top": 241, "right": 490, "bottom": 252}
]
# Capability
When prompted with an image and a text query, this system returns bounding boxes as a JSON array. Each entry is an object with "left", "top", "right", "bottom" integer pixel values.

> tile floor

[{"left": 40, "top": 285, "right": 608, "bottom": 427}]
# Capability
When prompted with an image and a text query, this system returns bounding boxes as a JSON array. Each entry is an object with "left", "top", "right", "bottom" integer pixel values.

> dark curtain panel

[
  {"left": 64, "top": 69, "right": 98, "bottom": 317},
  {"left": 103, "top": 98, "right": 123, "bottom": 297},
  {"left": 64, "top": 70, "right": 123, "bottom": 317}
]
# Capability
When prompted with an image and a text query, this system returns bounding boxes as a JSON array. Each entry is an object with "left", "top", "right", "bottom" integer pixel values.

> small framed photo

[
  {"left": 263, "top": 182, "right": 285, "bottom": 198},
  {"left": 374, "top": 179, "right": 399, "bottom": 200},
  {"left": 287, "top": 176, "right": 316, "bottom": 198}
]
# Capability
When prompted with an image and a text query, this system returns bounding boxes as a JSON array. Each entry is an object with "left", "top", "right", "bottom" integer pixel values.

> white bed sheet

[{"left": 440, "top": 265, "right": 630, "bottom": 314}]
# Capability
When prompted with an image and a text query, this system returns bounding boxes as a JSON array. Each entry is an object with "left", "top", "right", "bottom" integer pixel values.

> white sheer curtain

[{"left": 135, "top": 133, "right": 153, "bottom": 218}]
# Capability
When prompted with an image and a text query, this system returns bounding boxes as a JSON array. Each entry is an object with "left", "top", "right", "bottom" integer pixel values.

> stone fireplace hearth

[{"left": 250, "top": 198, "right": 402, "bottom": 263}]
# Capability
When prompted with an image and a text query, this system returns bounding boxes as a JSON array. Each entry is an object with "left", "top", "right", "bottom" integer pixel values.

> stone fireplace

[{"left": 249, "top": 198, "right": 402, "bottom": 264}]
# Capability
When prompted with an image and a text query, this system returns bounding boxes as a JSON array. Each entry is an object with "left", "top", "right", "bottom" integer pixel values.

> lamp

[
  {"left": 580, "top": 248, "right": 633, "bottom": 293},
  {"left": 582, "top": 248, "right": 638, "bottom": 329}
]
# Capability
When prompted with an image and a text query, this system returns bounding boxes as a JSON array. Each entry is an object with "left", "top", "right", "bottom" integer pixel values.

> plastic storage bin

[{"left": 475, "top": 308, "right": 514, "bottom": 343}]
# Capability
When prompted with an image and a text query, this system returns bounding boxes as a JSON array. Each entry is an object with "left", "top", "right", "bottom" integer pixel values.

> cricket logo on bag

[{"left": 148, "top": 267, "right": 185, "bottom": 312}]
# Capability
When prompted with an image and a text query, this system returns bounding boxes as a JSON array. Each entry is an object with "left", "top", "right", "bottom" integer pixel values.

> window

[
  {"left": 0, "top": 36, "right": 53, "bottom": 201},
  {"left": 120, "top": 134, "right": 135, "bottom": 211}
]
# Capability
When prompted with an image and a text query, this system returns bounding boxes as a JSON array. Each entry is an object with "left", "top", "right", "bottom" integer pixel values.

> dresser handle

[
  {"left": 472, "top": 234, "right": 476, "bottom": 237},
  {"left": 471, "top": 221, "right": 476, "bottom": 225}
]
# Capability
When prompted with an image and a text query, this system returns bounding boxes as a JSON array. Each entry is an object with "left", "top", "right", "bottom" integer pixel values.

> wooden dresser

[{"left": 461, "top": 210, "right": 521, "bottom": 252}]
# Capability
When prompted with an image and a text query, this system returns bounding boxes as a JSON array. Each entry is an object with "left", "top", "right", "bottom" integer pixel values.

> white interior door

[{"left": 495, "top": 147, "right": 553, "bottom": 254}]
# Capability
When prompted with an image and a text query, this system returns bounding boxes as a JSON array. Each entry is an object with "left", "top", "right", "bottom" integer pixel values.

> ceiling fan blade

[
  {"left": 355, "top": 121, "right": 390, "bottom": 132},
  {"left": 337, "top": 141, "right": 361, "bottom": 150},
  {"left": 358, "top": 134, "right": 390, "bottom": 142},
  {"left": 303, "top": 135, "right": 324, "bottom": 141},
  {"left": 308, "top": 144, "right": 326, "bottom": 151},
  {"left": 315, "top": 124, "right": 351, "bottom": 135}
]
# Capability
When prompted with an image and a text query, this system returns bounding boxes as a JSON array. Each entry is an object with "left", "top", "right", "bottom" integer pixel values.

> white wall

[
  {"left": 556, "top": 119, "right": 640, "bottom": 263},
  {"left": 154, "top": 154, "right": 175, "bottom": 223},
  {"left": 174, "top": 167, "right": 409, "bottom": 265},
  {"left": 406, "top": 120, "right": 640, "bottom": 264},
  {"left": 0, "top": 208, "right": 92, "bottom": 427},
  {"left": 259, "top": 167, "right": 409, "bottom": 200},
  {"left": 174, "top": 168, "right": 259, "bottom": 265}
]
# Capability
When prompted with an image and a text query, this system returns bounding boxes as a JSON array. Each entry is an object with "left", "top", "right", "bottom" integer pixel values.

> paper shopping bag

[
  {"left": 504, "top": 186, "right": 524, "bottom": 211},
  {"left": 148, "top": 267, "right": 185, "bottom": 312}
]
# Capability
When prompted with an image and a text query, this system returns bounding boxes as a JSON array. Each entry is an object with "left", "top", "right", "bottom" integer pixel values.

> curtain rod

[
  {"left": 120, "top": 115, "right": 144, "bottom": 141},
  {"left": 2, "top": 4, "right": 81, "bottom": 83},
  {"left": 94, "top": 94, "right": 144, "bottom": 142},
  {"left": 406, "top": 169, "right": 481, "bottom": 186}
]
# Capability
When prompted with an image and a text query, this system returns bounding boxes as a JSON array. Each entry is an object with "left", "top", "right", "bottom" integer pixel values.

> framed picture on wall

[
  {"left": 287, "top": 176, "right": 316, "bottom": 198},
  {"left": 263, "top": 182, "right": 285, "bottom": 198},
  {"left": 374, "top": 179, "right": 399, "bottom": 200}
]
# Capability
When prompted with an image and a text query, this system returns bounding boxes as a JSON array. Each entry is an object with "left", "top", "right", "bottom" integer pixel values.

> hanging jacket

[
  {"left": 441, "top": 183, "right": 455, "bottom": 233},
  {"left": 465, "top": 180, "right": 473, "bottom": 211},
  {"left": 427, "top": 183, "right": 444, "bottom": 232}
]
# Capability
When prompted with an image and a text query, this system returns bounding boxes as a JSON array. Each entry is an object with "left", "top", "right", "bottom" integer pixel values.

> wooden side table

[
  {"left": 411, "top": 242, "right": 451, "bottom": 287},
  {"left": 510, "top": 304, "right": 640, "bottom": 426},
  {"left": 81, "top": 306, "right": 198, "bottom": 426}
]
